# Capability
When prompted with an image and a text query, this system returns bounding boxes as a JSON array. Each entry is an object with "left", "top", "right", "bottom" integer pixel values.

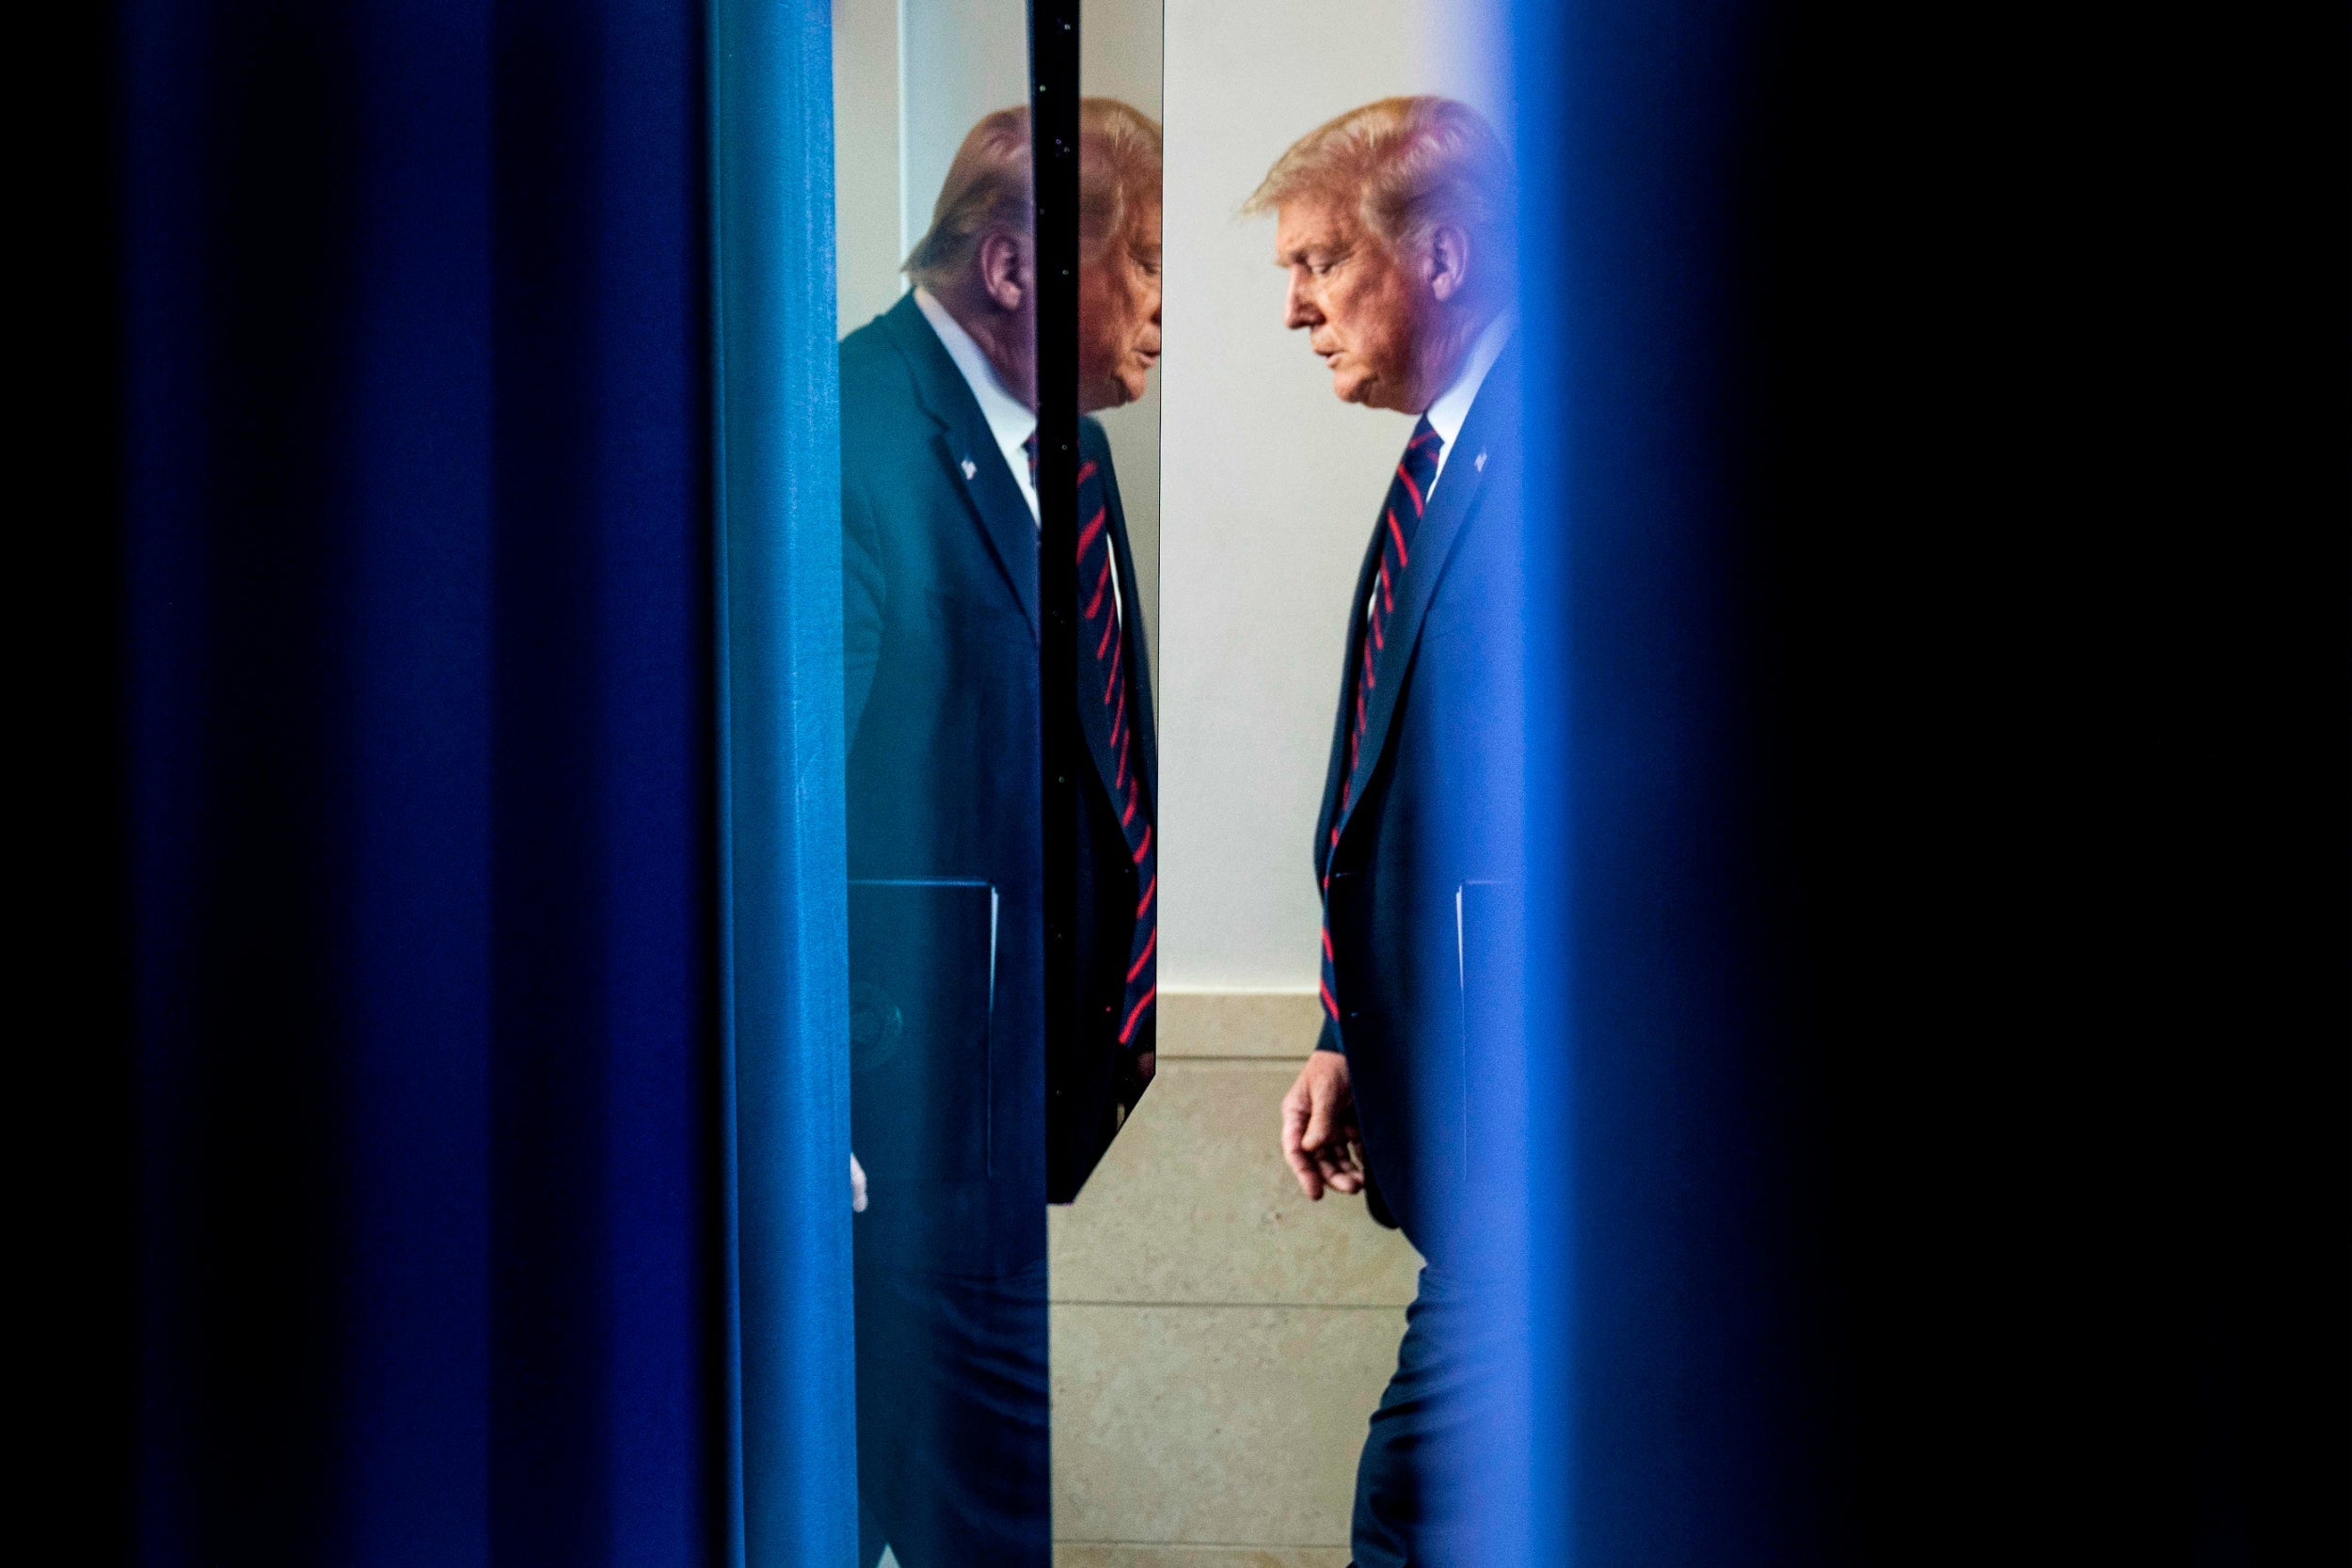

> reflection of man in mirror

[
  {"left": 835, "top": 97, "right": 1162, "bottom": 1568},
  {"left": 1077, "top": 108, "right": 1164, "bottom": 414},
  {"left": 1249, "top": 97, "right": 1520, "bottom": 1568},
  {"left": 1071, "top": 98, "right": 1166, "bottom": 1128}
]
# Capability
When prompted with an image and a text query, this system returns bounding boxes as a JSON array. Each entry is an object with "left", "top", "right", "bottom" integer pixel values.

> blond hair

[
  {"left": 905, "top": 100, "right": 1164, "bottom": 292},
  {"left": 1245, "top": 96, "right": 1511, "bottom": 266},
  {"left": 1077, "top": 98, "right": 1163, "bottom": 262},
  {"left": 904, "top": 106, "right": 1032, "bottom": 293}
]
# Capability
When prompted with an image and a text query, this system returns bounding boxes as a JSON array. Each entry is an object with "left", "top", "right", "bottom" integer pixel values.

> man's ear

[
  {"left": 1424, "top": 223, "right": 1472, "bottom": 304},
  {"left": 977, "top": 230, "right": 1028, "bottom": 314}
]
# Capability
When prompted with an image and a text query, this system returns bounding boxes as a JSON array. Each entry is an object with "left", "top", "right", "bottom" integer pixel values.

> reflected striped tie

[
  {"left": 1031, "top": 429, "right": 1156, "bottom": 1051},
  {"left": 1073, "top": 452, "right": 1156, "bottom": 1048},
  {"left": 1320, "top": 417, "right": 1442, "bottom": 1031}
]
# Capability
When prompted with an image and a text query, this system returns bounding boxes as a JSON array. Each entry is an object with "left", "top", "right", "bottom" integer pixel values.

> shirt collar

[
  {"left": 914, "top": 287, "right": 1041, "bottom": 524},
  {"left": 1422, "top": 312, "right": 1515, "bottom": 494}
]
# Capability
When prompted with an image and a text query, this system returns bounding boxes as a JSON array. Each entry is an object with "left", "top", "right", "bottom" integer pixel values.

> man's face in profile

[
  {"left": 1275, "top": 196, "right": 1422, "bottom": 413},
  {"left": 1078, "top": 198, "right": 1164, "bottom": 412}
]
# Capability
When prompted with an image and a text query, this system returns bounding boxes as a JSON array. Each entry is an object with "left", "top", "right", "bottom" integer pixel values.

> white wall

[
  {"left": 1158, "top": 0, "right": 1510, "bottom": 991},
  {"left": 832, "top": 0, "right": 901, "bottom": 339},
  {"left": 898, "top": 0, "right": 1031, "bottom": 267}
]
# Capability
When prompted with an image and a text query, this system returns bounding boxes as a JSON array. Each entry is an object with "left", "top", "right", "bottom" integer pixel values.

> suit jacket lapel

[
  {"left": 882, "top": 296, "right": 1041, "bottom": 640},
  {"left": 1333, "top": 349, "right": 1517, "bottom": 844}
]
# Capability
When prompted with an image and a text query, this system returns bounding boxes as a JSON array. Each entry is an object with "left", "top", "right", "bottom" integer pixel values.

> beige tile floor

[
  {"left": 1050, "top": 991, "right": 1418, "bottom": 1562},
  {"left": 1056, "top": 1548, "right": 1352, "bottom": 1568}
]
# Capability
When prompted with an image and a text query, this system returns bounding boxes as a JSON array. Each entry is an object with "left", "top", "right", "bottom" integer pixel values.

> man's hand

[
  {"left": 1280, "top": 1051, "right": 1363, "bottom": 1200},
  {"left": 850, "top": 1151, "right": 868, "bottom": 1213}
]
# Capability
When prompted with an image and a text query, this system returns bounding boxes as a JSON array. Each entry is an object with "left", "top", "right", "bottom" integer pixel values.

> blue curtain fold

[
  {"left": 113, "top": 0, "right": 854, "bottom": 1560},
  {"left": 1507, "top": 4, "right": 1825, "bottom": 1561},
  {"left": 708, "top": 0, "right": 860, "bottom": 1563},
  {"left": 1508, "top": 4, "right": 2347, "bottom": 1564}
]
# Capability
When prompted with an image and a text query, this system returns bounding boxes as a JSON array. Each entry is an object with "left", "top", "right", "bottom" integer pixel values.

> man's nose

[{"left": 1284, "top": 278, "right": 1318, "bottom": 330}]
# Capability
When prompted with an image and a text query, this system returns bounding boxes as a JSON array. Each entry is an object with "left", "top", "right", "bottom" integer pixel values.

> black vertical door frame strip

[{"left": 1032, "top": 0, "right": 1084, "bottom": 1199}]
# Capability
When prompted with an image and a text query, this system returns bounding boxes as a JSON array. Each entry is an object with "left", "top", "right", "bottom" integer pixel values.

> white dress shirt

[{"left": 914, "top": 286, "right": 1040, "bottom": 525}]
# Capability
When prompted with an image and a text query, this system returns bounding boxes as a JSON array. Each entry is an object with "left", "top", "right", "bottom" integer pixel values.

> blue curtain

[
  {"left": 67, "top": 0, "right": 2341, "bottom": 1561},
  {"left": 1507, "top": 3, "right": 1827, "bottom": 1560},
  {"left": 112, "top": 0, "right": 855, "bottom": 1561},
  {"left": 1508, "top": 4, "right": 2346, "bottom": 1564},
  {"left": 709, "top": 0, "right": 860, "bottom": 1563}
]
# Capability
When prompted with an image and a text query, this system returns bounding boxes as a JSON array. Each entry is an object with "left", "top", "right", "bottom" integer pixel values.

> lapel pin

[
  {"left": 1474, "top": 451, "right": 1488, "bottom": 473},
  {"left": 961, "top": 457, "right": 977, "bottom": 482}
]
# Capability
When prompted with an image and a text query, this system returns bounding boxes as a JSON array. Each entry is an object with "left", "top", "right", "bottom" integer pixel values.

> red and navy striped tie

[
  {"left": 1062, "top": 444, "right": 1155, "bottom": 1049},
  {"left": 1320, "top": 417, "right": 1442, "bottom": 1032}
]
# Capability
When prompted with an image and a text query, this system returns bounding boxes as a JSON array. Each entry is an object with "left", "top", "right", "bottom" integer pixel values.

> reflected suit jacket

[
  {"left": 1314, "top": 347, "right": 1525, "bottom": 1270},
  {"left": 841, "top": 293, "right": 1156, "bottom": 1278}
]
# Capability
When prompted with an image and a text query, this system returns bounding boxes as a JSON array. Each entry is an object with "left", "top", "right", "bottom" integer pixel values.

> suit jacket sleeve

[{"left": 842, "top": 476, "right": 885, "bottom": 747}]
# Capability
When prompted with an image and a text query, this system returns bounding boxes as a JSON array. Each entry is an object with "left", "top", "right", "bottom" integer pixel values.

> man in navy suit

[
  {"left": 1249, "top": 98, "right": 1524, "bottom": 1568},
  {"left": 839, "top": 100, "right": 1162, "bottom": 1568}
]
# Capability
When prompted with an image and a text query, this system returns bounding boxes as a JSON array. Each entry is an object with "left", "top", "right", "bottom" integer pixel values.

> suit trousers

[
  {"left": 1352, "top": 1264, "right": 1508, "bottom": 1568},
  {"left": 854, "top": 1251, "right": 1050, "bottom": 1568}
]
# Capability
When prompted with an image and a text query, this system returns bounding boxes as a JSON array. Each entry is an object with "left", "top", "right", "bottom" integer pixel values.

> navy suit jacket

[
  {"left": 842, "top": 293, "right": 1155, "bottom": 1277},
  {"left": 1315, "top": 347, "right": 1525, "bottom": 1268}
]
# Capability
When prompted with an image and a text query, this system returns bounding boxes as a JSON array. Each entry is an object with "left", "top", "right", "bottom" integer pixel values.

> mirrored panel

[
  {"left": 832, "top": 2, "right": 1163, "bottom": 1562},
  {"left": 1041, "top": 2, "right": 1166, "bottom": 1201}
]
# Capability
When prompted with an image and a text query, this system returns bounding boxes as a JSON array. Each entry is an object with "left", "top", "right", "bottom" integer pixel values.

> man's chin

[
  {"left": 1340, "top": 376, "right": 1417, "bottom": 414},
  {"left": 1078, "top": 374, "right": 1129, "bottom": 415}
]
